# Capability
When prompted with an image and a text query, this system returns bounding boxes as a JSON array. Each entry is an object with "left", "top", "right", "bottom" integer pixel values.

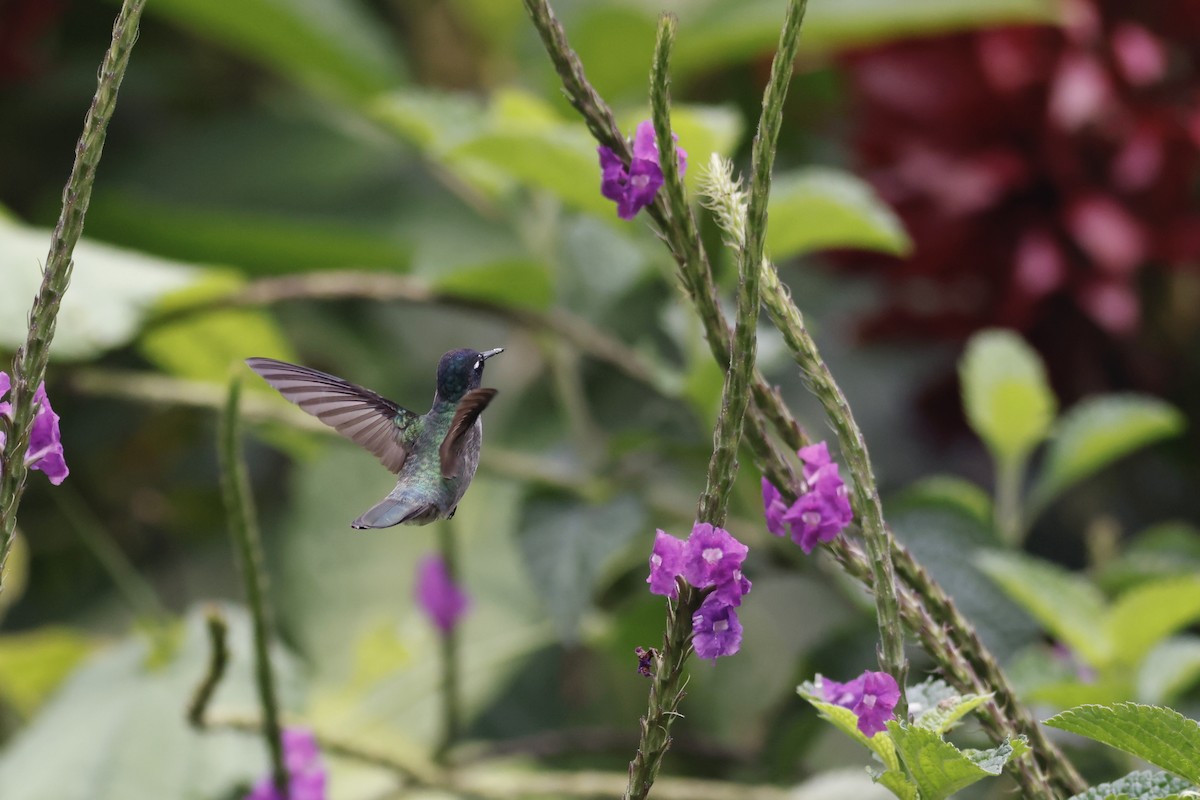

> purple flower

[
  {"left": 635, "top": 646, "right": 655, "bottom": 678},
  {"left": 784, "top": 489, "right": 850, "bottom": 553},
  {"left": 647, "top": 529, "right": 686, "bottom": 598},
  {"left": 762, "top": 441, "right": 853, "bottom": 553},
  {"left": 682, "top": 522, "right": 748, "bottom": 589},
  {"left": 797, "top": 441, "right": 832, "bottom": 477},
  {"left": 597, "top": 120, "right": 687, "bottom": 220},
  {"left": 762, "top": 478, "right": 789, "bottom": 537},
  {"left": 691, "top": 593, "right": 743, "bottom": 660},
  {"left": 245, "top": 728, "right": 327, "bottom": 800},
  {"left": 711, "top": 568, "right": 752, "bottom": 608},
  {"left": 0, "top": 372, "right": 68, "bottom": 485},
  {"left": 414, "top": 554, "right": 469, "bottom": 633},
  {"left": 821, "top": 670, "right": 901, "bottom": 738}
]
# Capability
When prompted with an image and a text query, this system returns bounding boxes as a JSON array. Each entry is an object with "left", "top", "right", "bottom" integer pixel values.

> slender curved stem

[
  {"left": 219, "top": 378, "right": 287, "bottom": 793},
  {"left": 0, "top": 0, "right": 147, "bottom": 593}
]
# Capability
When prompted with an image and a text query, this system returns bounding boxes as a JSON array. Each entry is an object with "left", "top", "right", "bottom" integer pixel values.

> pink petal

[
  {"left": 1110, "top": 23, "right": 1167, "bottom": 86},
  {"left": 1065, "top": 195, "right": 1146, "bottom": 275},
  {"left": 1048, "top": 53, "right": 1112, "bottom": 130}
]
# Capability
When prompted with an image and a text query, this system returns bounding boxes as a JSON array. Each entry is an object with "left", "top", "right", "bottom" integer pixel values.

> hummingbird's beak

[{"left": 479, "top": 348, "right": 504, "bottom": 361}]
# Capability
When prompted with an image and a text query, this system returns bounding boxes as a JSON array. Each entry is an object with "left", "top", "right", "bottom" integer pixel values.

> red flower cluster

[{"left": 836, "top": 0, "right": 1200, "bottom": 340}]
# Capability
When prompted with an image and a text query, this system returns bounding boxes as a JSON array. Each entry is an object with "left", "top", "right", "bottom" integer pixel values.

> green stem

[
  {"left": 187, "top": 607, "right": 230, "bottom": 728},
  {"left": 623, "top": 582, "right": 698, "bottom": 800},
  {"left": 219, "top": 378, "right": 288, "bottom": 795},
  {"left": 436, "top": 524, "right": 462, "bottom": 762},
  {"left": 994, "top": 456, "right": 1025, "bottom": 546},
  {"left": 624, "top": 8, "right": 805, "bottom": 800},
  {"left": 758, "top": 266, "right": 908, "bottom": 718},
  {"left": 0, "top": 0, "right": 148, "bottom": 594}
]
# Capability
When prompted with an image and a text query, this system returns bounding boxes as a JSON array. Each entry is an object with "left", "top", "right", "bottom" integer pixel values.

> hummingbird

[{"left": 245, "top": 348, "right": 503, "bottom": 529}]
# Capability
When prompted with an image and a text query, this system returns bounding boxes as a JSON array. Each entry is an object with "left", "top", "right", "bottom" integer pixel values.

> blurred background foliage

[{"left": 0, "top": 0, "right": 1198, "bottom": 797}]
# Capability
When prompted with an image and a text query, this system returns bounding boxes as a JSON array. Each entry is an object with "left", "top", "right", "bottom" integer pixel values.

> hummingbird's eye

[{"left": 473, "top": 359, "right": 482, "bottom": 371}]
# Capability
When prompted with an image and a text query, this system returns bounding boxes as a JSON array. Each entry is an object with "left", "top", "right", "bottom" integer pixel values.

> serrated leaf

[
  {"left": 959, "top": 329, "right": 1056, "bottom": 465},
  {"left": 146, "top": 0, "right": 405, "bottom": 101},
  {"left": 516, "top": 493, "right": 644, "bottom": 643},
  {"left": 1046, "top": 703, "right": 1200, "bottom": 784},
  {"left": 872, "top": 768, "right": 921, "bottom": 800},
  {"left": 1107, "top": 576, "right": 1200, "bottom": 668},
  {"left": 1068, "top": 769, "right": 1198, "bottom": 800},
  {"left": 889, "top": 722, "right": 1019, "bottom": 800},
  {"left": 765, "top": 168, "right": 910, "bottom": 259},
  {"left": 1031, "top": 395, "right": 1185, "bottom": 512},
  {"left": 977, "top": 550, "right": 1111, "bottom": 667},
  {"left": 907, "top": 678, "right": 993, "bottom": 734},
  {"left": 797, "top": 685, "right": 900, "bottom": 772}
]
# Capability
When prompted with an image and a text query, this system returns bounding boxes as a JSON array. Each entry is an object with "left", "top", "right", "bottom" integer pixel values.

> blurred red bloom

[{"left": 836, "top": 0, "right": 1200, "bottom": 340}]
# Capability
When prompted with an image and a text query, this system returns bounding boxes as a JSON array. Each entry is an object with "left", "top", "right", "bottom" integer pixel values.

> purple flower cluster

[
  {"left": 598, "top": 120, "right": 688, "bottom": 220},
  {"left": 245, "top": 728, "right": 326, "bottom": 800},
  {"left": 821, "top": 670, "right": 901, "bottom": 738},
  {"left": 762, "top": 441, "right": 852, "bottom": 553},
  {"left": 0, "top": 372, "right": 68, "bottom": 485},
  {"left": 414, "top": 554, "right": 469, "bottom": 633},
  {"left": 647, "top": 522, "right": 751, "bottom": 660}
]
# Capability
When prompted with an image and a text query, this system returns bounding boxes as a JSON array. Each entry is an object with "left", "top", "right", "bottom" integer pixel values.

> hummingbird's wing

[
  {"left": 439, "top": 387, "right": 498, "bottom": 479},
  {"left": 246, "top": 357, "right": 418, "bottom": 473}
]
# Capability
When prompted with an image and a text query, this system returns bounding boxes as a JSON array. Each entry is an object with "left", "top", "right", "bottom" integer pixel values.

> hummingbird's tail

[{"left": 351, "top": 494, "right": 442, "bottom": 529}]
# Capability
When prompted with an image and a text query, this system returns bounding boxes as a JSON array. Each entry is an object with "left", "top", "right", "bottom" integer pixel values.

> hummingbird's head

[{"left": 436, "top": 347, "right": 503, "bottom": 402}]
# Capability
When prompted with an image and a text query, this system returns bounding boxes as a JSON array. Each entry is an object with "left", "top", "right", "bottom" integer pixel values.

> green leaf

[
  {"left": 907, "top": 679, "right": 993, "bottom": 734},
  {"left": 0, "top": 218, "right": 201, "bottom": 360},
  {"left": 766, "top": 168, "right": 910, "bottom": 259},
  {"left": 1031, "top": 395, "right": 1186, "bottom": 512},
  {"left": 797, "top": 0, "right": 1057, "bottom": 50},
  {"left": 1045, "top": 703, "right": 1200, "bottom": 784},
  {"left": 516, "top": 493, "right": 645, "bottom": 643},
  {"left": 889, "top": 722, "right": 1021, "bottom": 800},
  {"left": 0, "top": 606, "right": 305, "bottom": 800},
  {"left": 889, "top": 475, "right": 994, "bottom": 530},
  {"left": 976, "top": 550, "right": 1111, "bottom": 667},
  {"left": 433, "top": 259, "right": 554, "bottom": 311},
  {"left": 451, "top": 125, "right": 608, "bottom": 214},
  {"left": 1138, "top": 638, "right": 1200, "bottom": 705},
  {"left": 145, "top": 0, "right": 405, "bottom": 101},
  {"left": 85, "top": 193, "right": 414, "bottom": 276},
  {"left": 566, "top": 0, "right": 1055, "bottom": 98},
  {"left": 890, "top": 507, "right": 1038, "bottom": 657},
  {"left": 1096, "top": 522, "right": 1200, "bottom": 594},
  {"left": 0, "top": 534, "right": 29, "bottom": 621},
  {"left": 959, "top": 329, "right": 1057, "bottom": 465},
  {"left": 0, "top": 628, "right": 92, "bottom": 718},
  {"left": 797, "top": 685, "right": 900, "bottom": 772},
  {"left": 1068, "top": 770, "right": 1198, "bottom": 800},
  {"left": 872, "top": 768, "right": 921, "bottom": 800},
  {"left": 1107, "top": 576, "right": 1200, "bottom": 668},
  {"left": 138, "top": 272, "right": 298, "bottom": 384}
]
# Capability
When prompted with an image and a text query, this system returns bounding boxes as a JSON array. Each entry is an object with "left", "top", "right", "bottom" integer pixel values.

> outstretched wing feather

[
  {"left": 439, "top": 388, "right": 497, "bottom": 479},
  {"left": 246, "top": 357, "right": 415, "bottom": 473}
]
